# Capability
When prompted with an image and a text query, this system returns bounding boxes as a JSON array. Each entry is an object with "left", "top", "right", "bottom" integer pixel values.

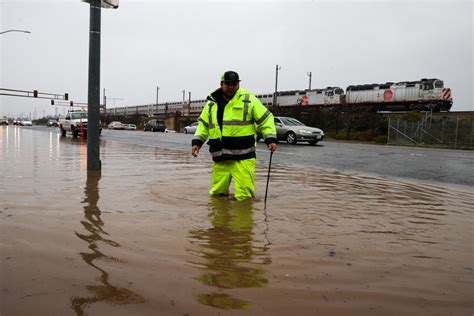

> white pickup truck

[{"left": 59, "top": 110, "right": 101, "bottom": 137}]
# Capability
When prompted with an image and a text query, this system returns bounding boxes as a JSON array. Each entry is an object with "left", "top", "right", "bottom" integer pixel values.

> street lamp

[
  {"left": 156, "top": 86, "right": 160, "bottom": 105},
  {"left": 273, "top": 64, "right": 281, "bottom": 107},
  {"left": 307, "top": 72, "right": 312, "bottom": 90},
  {"left": 0, "top": 29, "right": 31, "bottom": 35}
]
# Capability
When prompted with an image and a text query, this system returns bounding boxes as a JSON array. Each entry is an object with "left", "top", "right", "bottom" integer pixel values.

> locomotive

[{"left": 108, "top": 78, "right": 452, "bottom": 117}]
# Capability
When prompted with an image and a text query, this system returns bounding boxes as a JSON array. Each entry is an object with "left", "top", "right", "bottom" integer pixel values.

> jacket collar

[{"left": 207, "top": 88, "right": 244, "bottom": 103}]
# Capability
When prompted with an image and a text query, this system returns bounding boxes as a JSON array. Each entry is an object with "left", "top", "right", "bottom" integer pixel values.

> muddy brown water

[{"left": 1, "top": 126, "right": 473, "bottom": 315}]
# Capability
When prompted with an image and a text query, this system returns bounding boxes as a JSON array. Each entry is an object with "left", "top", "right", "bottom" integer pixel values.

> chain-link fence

[{"left": 387, "top": 114, "right": 474, "bottom": 149}]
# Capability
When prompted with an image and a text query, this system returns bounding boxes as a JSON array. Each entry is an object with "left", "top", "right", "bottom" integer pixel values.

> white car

[
  {"left": 108, "top": 121, "right": 126, "bottom": 130},
  {"left": 124, "top": 124, "right": 137, "bottom": 130},
  {"left": 183, "top": 122, "right": 198, "bottom": 134},
  {"left": 257, "top": 116, "right": 324, "bottom": 145},
  {"left": 20, "top": 120, "right": 33, "bottom": 126}
]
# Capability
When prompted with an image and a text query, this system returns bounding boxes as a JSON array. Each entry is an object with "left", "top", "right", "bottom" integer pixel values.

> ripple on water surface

[{"left": 1, "top": 127, "right": 472, "bottom": 315}]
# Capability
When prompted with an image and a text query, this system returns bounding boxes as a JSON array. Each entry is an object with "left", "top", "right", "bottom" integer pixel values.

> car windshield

[
  {"left": 280, "top": 117, "right": 305, "bottom": 126},
  {"left": 71, "top": 112, "right": 88, "bottom": 119}
]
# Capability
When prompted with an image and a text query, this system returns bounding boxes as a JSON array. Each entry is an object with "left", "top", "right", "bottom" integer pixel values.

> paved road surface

[{"left": 24, "top": 126, "right": 474, "bottom": 186}]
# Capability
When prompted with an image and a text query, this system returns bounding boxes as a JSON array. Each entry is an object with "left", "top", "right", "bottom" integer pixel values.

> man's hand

[
  {"left": 267, "top": 143, "right": 277, "bottom": 152},
  {"left": 192, "top": 145, "right": 200, "bottom": 157}
]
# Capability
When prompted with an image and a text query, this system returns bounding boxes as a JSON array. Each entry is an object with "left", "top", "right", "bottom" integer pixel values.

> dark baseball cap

[{"left": 220, "top": 71, "right": 240, "bottom": 83}]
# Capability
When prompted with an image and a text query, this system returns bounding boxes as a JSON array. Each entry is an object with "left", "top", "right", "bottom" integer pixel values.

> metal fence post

[
  {"left": 441, "top": 120, "right": 445, "bottom": 143},
  {"left": 470, "top": 120, "right": 474, "bottom": 148},
  {"left": 396, "top": 118, "right": 399, "bottom": 143},
  {"left": 387, "top": 117, "right": 391, "bottom": 144},
  {"left": 420, "top": 121, "right": 423, "bottom": 143},
  {"left": 454, "top": 118, "right": 459, "bottom": 149}
]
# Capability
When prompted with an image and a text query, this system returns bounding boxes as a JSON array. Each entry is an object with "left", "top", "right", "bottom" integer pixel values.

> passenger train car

[{"left": 108, "top": 78, "right": 452, "bottom": 116}]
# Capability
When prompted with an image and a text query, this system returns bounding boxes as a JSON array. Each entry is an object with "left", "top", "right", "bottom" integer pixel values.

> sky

[{"left": 1, "top": 0, "right": 473, "bottom": 119}]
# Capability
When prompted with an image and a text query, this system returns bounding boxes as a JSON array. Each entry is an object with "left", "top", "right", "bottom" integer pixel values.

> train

[{"left": 107, "top": 78, "right": 452, "bottom": 117}]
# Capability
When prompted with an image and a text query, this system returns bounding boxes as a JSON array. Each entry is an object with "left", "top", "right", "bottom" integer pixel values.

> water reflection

[
  {"left": 188, "top": 197, "right": 270, "bottom": 310},
  {"left": 70, "top": 171, "right": 145, "bottom": 315}
]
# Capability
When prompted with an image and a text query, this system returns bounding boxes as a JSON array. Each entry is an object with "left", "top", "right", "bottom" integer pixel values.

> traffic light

[
  {"left": 65, "top": 93, "right": 68, "bottom": 100},
  {"left": 33, "top": 90, "right": 38, "bottom": 98},
  {"left": 70, "top": 101, "right": 73, "bottom": 106},
  {"left": 51, "top": 100, "right": 54, "bottom": 105}
]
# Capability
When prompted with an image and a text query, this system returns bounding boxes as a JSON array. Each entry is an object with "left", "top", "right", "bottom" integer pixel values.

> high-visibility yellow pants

[{"left": 210, "top": 158, "right": 256, "bottom": 201}]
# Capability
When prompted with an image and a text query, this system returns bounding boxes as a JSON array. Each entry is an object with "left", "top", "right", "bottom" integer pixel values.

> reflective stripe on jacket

[{"left": 193, "top": 88, "right": 276, "bottom": 162}]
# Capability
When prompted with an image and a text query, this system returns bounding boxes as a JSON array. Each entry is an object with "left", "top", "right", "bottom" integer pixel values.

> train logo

[
  {"left": 297, "top": 95, "right": 309, "bottom": 106},
  {"left": 383, "top": 89, "right": 393, "bottom": 101}
]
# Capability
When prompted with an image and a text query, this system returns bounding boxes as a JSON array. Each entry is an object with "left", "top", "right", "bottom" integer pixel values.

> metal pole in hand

[{"left": 264, "top": 151, "right": 274, "bottom": 209}]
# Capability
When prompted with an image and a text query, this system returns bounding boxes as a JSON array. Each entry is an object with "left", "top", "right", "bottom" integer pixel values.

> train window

[
  {"left": 327, "top": 91, "right": 334, "bottom": 96},
  {"left": 335, "top": 88, "right": 344, "bottom": 95},
  {"left": 317, "top": 91, "right": 322, "bottom": 94},
  {"left": 406, "top": 83, "right": 416, "bottom": 87},
  {"left": 422, "top": 82, "right": 434, "bottom": 90},
  {"left": 435, "top": 81, "right": 444, "bottom": 88}
]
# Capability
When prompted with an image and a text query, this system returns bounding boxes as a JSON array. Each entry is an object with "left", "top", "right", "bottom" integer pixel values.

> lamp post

[
  {"left": 155, "top": 86, "right": 159, "bottom": 116},
  {"left": 0, "top": 29, "right": 31, "bottom": 35},
  {"left": 188, "top": 91, "right": 191, "bottom": 118},
  {"left": 156, "top": 86, "right": 160, "bottom": 105},
  {"left": 307, "top": 72, "right": 312, "bottom": 90},
  {"left": 273, "top": 64, "right": 281, "bottom": 108},
  {"left": 86, "top": 0, "right": 102, "bottom": 171}
]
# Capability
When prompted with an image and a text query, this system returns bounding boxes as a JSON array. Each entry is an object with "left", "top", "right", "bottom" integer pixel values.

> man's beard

[{"left": 223, "top": 91, "right": 235, "bottom": 100}]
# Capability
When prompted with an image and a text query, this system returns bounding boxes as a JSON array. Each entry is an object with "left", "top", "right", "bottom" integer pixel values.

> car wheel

[
  {"left": 151, "top": 127, "right": 155, "bottom": 132},
  {"left": 184, "top": 129, "right": 188, "bottom": 134},
  {"left": 72, "top": 127, "right": 79, "bottom": 138},
  {"left": 286, "top": 131, "right": 297, "bottom": 144},
  {"left": 60, "top": 125, "right": 66, "bottom": 136}
]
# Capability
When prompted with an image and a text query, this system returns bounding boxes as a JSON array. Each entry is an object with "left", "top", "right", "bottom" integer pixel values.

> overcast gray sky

[{"left": 1, "top": 0, "right": 472, "bottom": 118}]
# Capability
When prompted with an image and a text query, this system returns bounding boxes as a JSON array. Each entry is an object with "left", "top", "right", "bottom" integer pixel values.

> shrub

[{"left": 375, "top": 135, "right": 388, "bottom": 143}]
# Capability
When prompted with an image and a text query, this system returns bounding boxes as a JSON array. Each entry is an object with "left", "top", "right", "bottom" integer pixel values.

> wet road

[
  {"left": 98, "top": 127, "right": 474, "bottom": 186},
  {"left": 1, "top": 125, "right": 473, "bottom": 315}
]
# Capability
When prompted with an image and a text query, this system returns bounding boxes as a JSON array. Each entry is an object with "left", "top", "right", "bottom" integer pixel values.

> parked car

[
  {"left": 46, "top": 119, "right": 58, "bottom": 127},
  {"left": 20, "top": 120, "right": 33, "bottom": 126},
  {"left": 183, "top": 122, "right": 198, "bottom": 134},
  {"left": 0, "top": 117, "right": 9, "bottom": 125},
  {"left": 108, "top": 121, "right": 126, "bottom": 130},
  {"left": 124, "top": 124, "right": 137, "bottom": 130},
  {"left": 258, "top": 116, "right": 324, "bottom": 145},
  {"left": 144, "top": 119, "right": 166, "bottom": 132}
]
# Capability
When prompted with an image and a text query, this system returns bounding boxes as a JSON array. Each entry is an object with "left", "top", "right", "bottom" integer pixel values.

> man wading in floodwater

[{"left": 191, "top": 71, "right": 277, "bottom": 201}]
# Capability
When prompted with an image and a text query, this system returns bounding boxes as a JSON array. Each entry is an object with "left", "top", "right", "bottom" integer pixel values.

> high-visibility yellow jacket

[{"left": 192, "top": 88, "right": 276, "bottom": 162}]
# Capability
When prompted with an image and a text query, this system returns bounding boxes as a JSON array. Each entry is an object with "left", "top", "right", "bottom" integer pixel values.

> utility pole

[
  {"left": 188, "top": 91, "right": 191, "bottom": 117},
  {"left": 87, "top": 0, "right": 102, "bottom": 171},
  {"left": 156, "top": 86, "right": 159, "bottom": 105},
  {"left": 307, "top": 72, "right": 312, "bottom": 90},
  {"left": 182, "top": 90, "right": 186, "bottom": 105},
  {"left": 273, "top": 64, "right": 281, "bottom": 108},
  {"left": 103, "top": 88, "right": 107, "bottom": 127}
]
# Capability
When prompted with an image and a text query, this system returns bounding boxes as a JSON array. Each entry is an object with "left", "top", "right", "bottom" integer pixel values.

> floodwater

[{"left": 1, "top": 126, "right": 473, "bottom": 315}]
